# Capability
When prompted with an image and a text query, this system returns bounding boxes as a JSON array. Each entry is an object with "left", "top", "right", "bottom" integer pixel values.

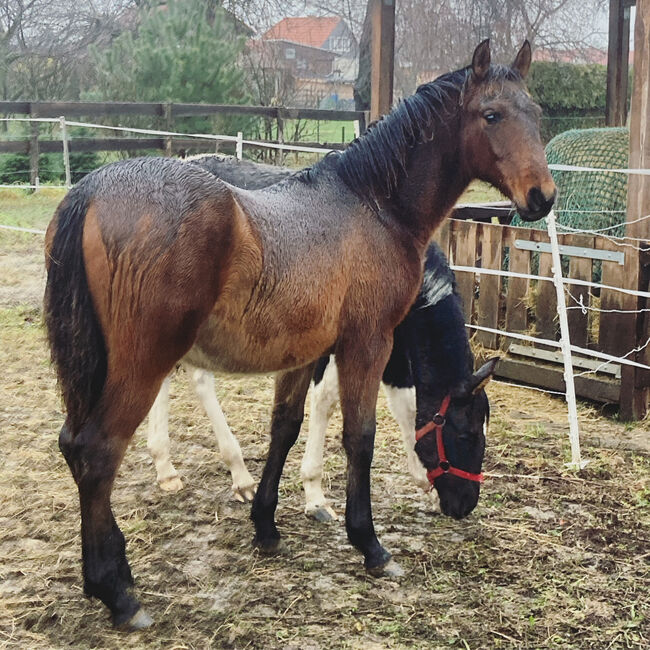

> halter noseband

[{"left": 415, "top": 394, "right": 484, "bottom": 484}]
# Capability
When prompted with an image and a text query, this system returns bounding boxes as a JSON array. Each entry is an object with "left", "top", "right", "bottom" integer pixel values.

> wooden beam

[
  {"left": 496, "top": 359, "right": 620, "bottom": 404},
  {"left": 620, "top": 0, "right": 650, "bottom": 419},
  {"left": 370, "top": 0, "right": 395, "bottom": 122},
  {"left": 606, "top": 0, "right": 631, "bottom": 126},
  {"left": 0, "top": 100, "right": 364, "bottom": 123}
]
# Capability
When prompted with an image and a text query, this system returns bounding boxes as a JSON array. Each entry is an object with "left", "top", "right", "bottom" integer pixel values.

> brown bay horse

[{"left": 44, "top": 41, "right": 555, "bottom": 629}]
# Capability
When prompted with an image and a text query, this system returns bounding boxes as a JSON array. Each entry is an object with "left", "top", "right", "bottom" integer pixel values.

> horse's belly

[{"left": 183, "top": 310, "right": 338, "bottom": 374}]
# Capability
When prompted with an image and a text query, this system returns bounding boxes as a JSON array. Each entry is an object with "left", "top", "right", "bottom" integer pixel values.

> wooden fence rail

[
  {"left": 0, "top": 100, "right": 366, "bottom": 124},
  {"left": 0, "top": 100, "right": 366, "bottom": 182}
]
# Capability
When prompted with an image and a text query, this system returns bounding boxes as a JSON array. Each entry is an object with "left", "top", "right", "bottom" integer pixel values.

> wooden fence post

[
  {"left": 370, "top": 0, "right": 395, "bottom": 122},
  {"left": 620, "top": 0, "right": 650, "bottom": 419},
  {"left": 163, "top": 103, "right": 173, "bottom": 156},
  {"left": 605, "top": 0, "right": 632, "bottom": 126}
]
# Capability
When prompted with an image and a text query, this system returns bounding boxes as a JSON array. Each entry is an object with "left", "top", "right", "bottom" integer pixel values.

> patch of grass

[{"left": 0, "top": 188, "right": 63, "bottom": 247}]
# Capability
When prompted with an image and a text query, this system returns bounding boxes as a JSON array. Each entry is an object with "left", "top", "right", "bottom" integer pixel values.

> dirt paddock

[{"left": 0, "top": 197, "right": 649, "bottom": 649}]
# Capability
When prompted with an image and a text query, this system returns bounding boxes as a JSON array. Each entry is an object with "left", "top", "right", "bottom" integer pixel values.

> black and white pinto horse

[{"left": 146, "top": 155, "right": 496, "bottom": 520}]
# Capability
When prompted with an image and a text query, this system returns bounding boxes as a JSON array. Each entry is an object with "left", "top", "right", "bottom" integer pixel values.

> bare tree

[
  {"left": 1, "top": 0, "right": 133, "bottom": 100},
  {"left": 395, "top": 0, "right": 608, "bottom": 96}
]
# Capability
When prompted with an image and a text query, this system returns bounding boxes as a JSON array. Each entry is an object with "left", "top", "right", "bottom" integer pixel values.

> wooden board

[
  {"left": 0, "top": 100, "right": 363, "bottom": 122},
  {"left": 432, "top": 220, "right": 452, "bottom": 260},
  {"left": 533, "top": 232, "right": 557, "bottom": 344},
  {"left": 504, "top": 227, "right": 532, "bottom": 349},
  {"left": 452, "top": 220, "right": 479, "bottom": 324},
  {"left": 497, "top": 358, "right": 620, "bottom": 403},
  {"left": 475, "top": 223, "right": 503, "bottom": 349},
  {"left": 563, "top": 233, "right": 594, "bottom": 348},
  {"left": 598, "top": 238, "right": 630, "bottom": 357}
]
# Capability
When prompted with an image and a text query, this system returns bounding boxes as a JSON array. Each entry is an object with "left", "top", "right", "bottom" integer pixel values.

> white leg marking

[
  {"left": 147, "top": 376, "right": 184, "bottom": 492},
  {"left": 382, "top": 383, "right": 441, "bottom": 513},
  {"left": 189, "top": 366, "right": 256, "bottom": 502},
  {"left": 301, "top": 357, "right": 339, "bottom": 521}
]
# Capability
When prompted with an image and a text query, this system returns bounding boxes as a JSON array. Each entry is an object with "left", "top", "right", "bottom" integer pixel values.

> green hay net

[{"left": 511, "top": 127, "right": 629, "bottom": 236}]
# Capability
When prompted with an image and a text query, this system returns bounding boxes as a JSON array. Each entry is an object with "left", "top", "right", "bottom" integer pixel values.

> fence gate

[{"left": 433, "top": 219, "right": 648, "bottom": 404}]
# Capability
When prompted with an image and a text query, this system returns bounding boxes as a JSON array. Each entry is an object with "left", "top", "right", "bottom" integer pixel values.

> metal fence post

[
  {"left": 59, "top": 116, "right": 72, "bottom": 188},
  {"left": 236, "top": 132, "right": 243, "bottom": 160},
  {"left": 546, "top": 210, "right": 587, "bottom": 469}
]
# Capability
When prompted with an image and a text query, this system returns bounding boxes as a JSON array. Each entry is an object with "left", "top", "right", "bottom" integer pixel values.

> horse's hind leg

[
  {"left": 188, "top": 366, "right": 256, "bottom": 502},
  {"left": 147, "top": 376, "right": 184, "bottom": 492},
  {"left": 251, "top": 364, "right": 314, "bottom": 552},
  {"left": 301, "top": 356, "right": 339, "bottom": 522},
  {"left": 59, "top": 377, "right": 163, "bottom": 628}
]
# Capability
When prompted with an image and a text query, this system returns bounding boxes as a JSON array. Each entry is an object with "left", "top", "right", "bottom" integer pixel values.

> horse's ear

[
  {"left": 471, "top": 39, "right": 491, "bottom": 81},
  {"left": 512, "top": 40, "right": 532, "bottom": 79},
  {"left": 469, "top": 356, "right": 500, "bottom": 394}
]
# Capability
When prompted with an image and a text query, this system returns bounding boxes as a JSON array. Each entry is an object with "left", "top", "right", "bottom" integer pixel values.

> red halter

[{"left": 415, "top": 394, "right": 484, "bottom": 484}]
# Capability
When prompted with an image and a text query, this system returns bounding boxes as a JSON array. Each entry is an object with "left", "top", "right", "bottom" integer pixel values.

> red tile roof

[{"left": 262, "top": 17, "right": 341, "bottom": 49}]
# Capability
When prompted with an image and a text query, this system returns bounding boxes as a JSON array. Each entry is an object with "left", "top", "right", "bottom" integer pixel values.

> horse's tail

[{"left": 44, "top": 184, "right": 107, "bottom": 435}]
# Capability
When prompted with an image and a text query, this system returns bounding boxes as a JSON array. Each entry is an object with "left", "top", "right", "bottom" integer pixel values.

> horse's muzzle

[{"left": 517, "top": 186, "right": 556, "bottom": 222}]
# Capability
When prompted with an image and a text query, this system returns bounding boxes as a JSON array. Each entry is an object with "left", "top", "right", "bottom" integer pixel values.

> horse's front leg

[
  {"left": 337, "top": 338, "right": 404, "bottom": 577},
  {"left": 251, "top": 364, "right": 314, "bottom": 552},
  {"left": 382, "top": 384, "right": 441, "bottom": 513}
]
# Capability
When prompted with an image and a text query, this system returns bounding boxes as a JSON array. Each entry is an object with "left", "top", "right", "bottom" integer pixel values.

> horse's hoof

[
  {"left": 159, "top": 476, "right": 183, "bottom": 493},
  {"left": 305, "top": 504, "right": 338, "bottom": 522},
  {"left": 120, "top": 607, "right": 154, "bottom": 631},
  {"left": 253, "top": 537, "right": 288, "bottom": 555},
  {"left": 232, "top": 483, "right": 256, "bottom": 503},
  {"left": 367, "top": 559, "right": 405, "bottom": 579}
]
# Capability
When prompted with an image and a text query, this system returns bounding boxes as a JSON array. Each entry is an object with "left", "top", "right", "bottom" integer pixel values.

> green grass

[
  {"left": 273, "top": 119, "right": 357, "bottom": 144},
  {"left": 0, "top": 188, "right": 64, "bottom": 228},
  {"left": 0, "top": 188, "right": 64, "bottom": 245}
]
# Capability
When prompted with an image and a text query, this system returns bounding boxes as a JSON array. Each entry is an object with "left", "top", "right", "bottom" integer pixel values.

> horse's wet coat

[
  {"left": 44, "top": 41, "right": 556, "bottom": 628},
  {"left": 146, "top": 156, "right": 468, "bottom": 514}
]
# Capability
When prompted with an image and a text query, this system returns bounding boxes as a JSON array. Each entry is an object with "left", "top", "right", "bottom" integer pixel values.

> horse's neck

[
  {"left": 406, "top": 292, "right": 473, "bottom": 404},
  {"left": 394, "top": 126, "right": 470, "bottom": 242}
]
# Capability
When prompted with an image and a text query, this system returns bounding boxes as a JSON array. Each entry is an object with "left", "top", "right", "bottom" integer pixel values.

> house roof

[
  {"left": 262, "top": 16, "right": 342, "bottom": 49},
  {"left": 533, "top": 47, "right": 611, "bottom": 65}
]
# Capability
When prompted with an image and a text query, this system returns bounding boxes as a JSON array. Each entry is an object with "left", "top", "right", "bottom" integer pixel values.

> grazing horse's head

[
  {"left": 459, "top": 40, "right": 556, "bottom": 221},
  {"left": 414, "top": 358, "right": 497, "bottom": 520}
]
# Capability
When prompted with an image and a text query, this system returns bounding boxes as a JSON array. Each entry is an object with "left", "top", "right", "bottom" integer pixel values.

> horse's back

[
  {"left": 68, "top": 157, "right": 253, "bottom": 380},
  {"left": 187, "top": 155, "right": 293, "bottom": 189}
]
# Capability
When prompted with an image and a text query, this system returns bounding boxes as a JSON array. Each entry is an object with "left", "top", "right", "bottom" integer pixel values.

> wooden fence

[
  {"left": 434, "top": 219, "right": 650, "bottom": 405},
  {"left": 0, "top": 100, "right": 365, "bottom": 153}
]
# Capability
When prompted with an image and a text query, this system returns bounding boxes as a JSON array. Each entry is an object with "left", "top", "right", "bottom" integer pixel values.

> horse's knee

[
  {"left": 191, "top": 368, "right": 214, "bottom": 398},
  {"left": 58, "top": 421, "right": 74, "bottom": 462}
]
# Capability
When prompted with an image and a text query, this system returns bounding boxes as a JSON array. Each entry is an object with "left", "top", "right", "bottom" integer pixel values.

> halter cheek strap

[{"left": 415, "top": 394, "right": 484, "bottom": 484}]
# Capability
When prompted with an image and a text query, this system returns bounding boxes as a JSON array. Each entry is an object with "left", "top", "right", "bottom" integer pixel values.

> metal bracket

[{"left": 514, "top": 239, "right": 624, "bottom": 265}]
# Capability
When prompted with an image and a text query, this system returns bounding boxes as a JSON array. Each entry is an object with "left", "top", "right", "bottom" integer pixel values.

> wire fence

[{"left": 1, "top": 116, "right": 649, "bottom": 469}]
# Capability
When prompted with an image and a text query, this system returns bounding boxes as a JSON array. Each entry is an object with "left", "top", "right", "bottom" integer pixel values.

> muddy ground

[{"left": 0, "top": 195, "right": 649, "bottom": 649}]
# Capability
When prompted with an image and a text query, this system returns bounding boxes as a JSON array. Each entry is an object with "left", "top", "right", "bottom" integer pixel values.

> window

[{"left": 285, "top": 48, "right": 296, "bottom": 59}]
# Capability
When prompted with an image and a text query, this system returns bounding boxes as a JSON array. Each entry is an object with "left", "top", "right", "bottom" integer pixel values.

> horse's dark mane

[{"left": 299, "top": 64, "right": 522, "bottom": 203}]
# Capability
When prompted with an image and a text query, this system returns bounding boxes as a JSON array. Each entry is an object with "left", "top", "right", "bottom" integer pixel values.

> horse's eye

[{"left": 483, "top": 111, "right": 501, "bottom": 125}]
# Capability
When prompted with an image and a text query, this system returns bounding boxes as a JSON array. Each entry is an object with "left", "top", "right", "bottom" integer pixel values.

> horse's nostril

[{"left": 527, "top": 186, "right": 545, "bottom": 212}]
